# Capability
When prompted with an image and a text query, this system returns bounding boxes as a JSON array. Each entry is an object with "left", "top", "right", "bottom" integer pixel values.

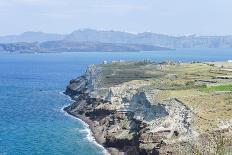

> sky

[{"left": 0, "top": 0, "right": 232, "bottom": 36}]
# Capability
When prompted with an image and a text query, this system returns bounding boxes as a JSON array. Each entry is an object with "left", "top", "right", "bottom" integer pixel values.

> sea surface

[{"left": 0, "top": 49, "right": 232, "bottom": 155}]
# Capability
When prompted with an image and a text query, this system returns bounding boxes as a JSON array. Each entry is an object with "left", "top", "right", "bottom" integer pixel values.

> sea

[{"left": 0, "top": 49, "right": 232, "bottom": 155}]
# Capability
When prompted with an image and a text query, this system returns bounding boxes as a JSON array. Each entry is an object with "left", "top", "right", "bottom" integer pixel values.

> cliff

[{"left": 64, "top": 61, "right": 232, "bottom": 155}]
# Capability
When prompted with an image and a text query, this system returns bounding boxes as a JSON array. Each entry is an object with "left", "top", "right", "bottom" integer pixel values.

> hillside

[{"left": 64, "top": 61, "right": 232, "bottom": 155}]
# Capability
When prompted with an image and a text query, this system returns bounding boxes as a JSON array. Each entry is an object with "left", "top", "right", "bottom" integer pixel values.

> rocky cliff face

[{"left": 64, "top": 61, "right": 232, "bottom": 155}]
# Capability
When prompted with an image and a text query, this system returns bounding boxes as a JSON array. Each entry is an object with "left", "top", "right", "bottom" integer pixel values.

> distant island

[
  {"left": 64, "top": 60, "right": 232, "bottom": 155},
  {"left": 1, "top": 29, "right": 232, "bottom": 53},
  {"left": 0, "top": 41, "right": 170, "bottom": 53}
]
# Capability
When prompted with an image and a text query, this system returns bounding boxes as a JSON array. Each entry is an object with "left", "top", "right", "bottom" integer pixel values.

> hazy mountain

[
  {"left": 0, "top": 41, "right": 170, "bottom": 53},
  {"left": 64, "top": 29, "right": 135, "bottom": 43},
  {"left": 0, "top": 32, "right": 66, "bottom": 43},
  {"left": 1, "top": 29, "right": 232, "bottom": 48},
  {"left": 64, "top": 29, "right": 232, "bottom": 48}
]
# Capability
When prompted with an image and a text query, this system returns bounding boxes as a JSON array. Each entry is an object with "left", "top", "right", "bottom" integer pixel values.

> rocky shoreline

[
  {"left": 63, "top": 108, "right": 111, "bottom": 154},
  {"left": 62, "top": 66, "right": 149, "bottom": 155},
  {"left": 63, "top": 86, "right": 127, "bottom": 155},
  {"left": 63, "top": 61, "right": 232, "bottom": 155}
]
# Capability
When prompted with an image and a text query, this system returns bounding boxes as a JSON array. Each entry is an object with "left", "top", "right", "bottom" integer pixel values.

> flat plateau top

[{"left": 96, "top": 61, "right": 232, "bottom": 132}]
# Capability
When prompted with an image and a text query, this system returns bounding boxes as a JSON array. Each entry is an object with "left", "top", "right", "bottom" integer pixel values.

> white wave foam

[
  {"left": 77, "top": 128, "right": 89, "bottom": 133},
  {"left": 58, "top": 91, "right": 75, "bottom": 102},
  {"left": 60, "top": 106, "right": 110, "bottom": 155}
]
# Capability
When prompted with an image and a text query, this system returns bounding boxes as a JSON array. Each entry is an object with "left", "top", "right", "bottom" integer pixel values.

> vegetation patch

[{"left": 201, "top": 84, "right": 232, "bottom": 92}]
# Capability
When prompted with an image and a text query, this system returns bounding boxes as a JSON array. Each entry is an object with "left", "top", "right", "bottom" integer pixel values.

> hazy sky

[{"left": 0, "top": 0, "right": 232, "bottom": 36}]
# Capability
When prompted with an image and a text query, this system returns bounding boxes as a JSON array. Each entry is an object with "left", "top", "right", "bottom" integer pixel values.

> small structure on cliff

[{"left": 103, "top": 60, "right": 108, "bottom": 64}]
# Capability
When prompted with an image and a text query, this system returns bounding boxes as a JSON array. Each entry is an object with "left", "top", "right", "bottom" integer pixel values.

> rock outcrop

[{"left": 64, "top": 61, "right": 232, "bottom": 155}]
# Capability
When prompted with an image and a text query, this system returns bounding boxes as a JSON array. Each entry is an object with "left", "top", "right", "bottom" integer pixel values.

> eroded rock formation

[{"left": 64, "top": 61, "right": 232, "bottom": 155}]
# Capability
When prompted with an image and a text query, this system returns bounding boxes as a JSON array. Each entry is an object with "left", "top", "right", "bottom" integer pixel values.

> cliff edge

[{"left": 64, "top": 61, "right": 232, "bottom": 155}]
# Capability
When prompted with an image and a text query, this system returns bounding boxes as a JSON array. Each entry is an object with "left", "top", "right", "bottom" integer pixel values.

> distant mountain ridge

[
  {"left": 1, "top": 29, "right": 232, "bottom": 48},
  {"left": 0, "top": 32, "right": 66, "bottom": 43},
  {"left": 0, "top": 41, "right": 170, "bottom": 53}
]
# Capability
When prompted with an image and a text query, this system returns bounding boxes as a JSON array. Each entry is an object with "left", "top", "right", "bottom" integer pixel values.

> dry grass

[
  {"left": 96, "top": 61, "right": 232, "bottom": 154},
  {"left": 98, "top": 61, "right": 232, "bottom": 133}
]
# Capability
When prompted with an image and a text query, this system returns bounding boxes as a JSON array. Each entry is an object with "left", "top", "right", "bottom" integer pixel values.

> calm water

[{"left": 0, "top": 49, "right": 232, "bottom": 155}]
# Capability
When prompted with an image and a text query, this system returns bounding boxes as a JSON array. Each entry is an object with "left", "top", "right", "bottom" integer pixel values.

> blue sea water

[{"left": 0, "top": 49, "right": 232, "bottom": 155}]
